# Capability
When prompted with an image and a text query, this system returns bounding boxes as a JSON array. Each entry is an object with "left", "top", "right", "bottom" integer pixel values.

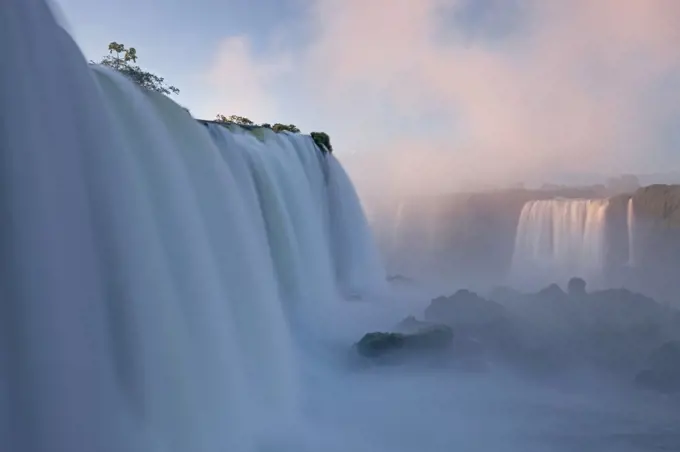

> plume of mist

[{"left": 205, "top": 0, "right": 680, "bottom": 196}]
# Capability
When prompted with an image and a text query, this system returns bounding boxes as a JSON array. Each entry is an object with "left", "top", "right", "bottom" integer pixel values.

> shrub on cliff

[
  {"left": 96, "top": 42, "right": 179, "bottom": 96},
  {"left": 311, "top": 132, "right": 333, "bottom": 153},
  {"left": 215, "top": 114, "right": 255, "bottom": 126},
  {"left": 272, "top": 123, "right": 300, "bottom": 133}
]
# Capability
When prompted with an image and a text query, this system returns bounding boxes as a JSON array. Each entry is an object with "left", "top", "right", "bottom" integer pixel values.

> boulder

[
  {"left": 537, "top": 283, "right": 567, "bottom": 302},
  {"left": 635, "top": 341, "right": 680, "bottom": 393},
  {"left": 424, "top": 289, "right": 506, "bottom": 327},
  {"left": 567, "top": 277, "right": 587, "bottom": 297},
  {"left": 424, "top": 290, "right": 524, "bottom": 366},
  {"left": 355, "top": 324, "right": 454, "bottom": 359}
]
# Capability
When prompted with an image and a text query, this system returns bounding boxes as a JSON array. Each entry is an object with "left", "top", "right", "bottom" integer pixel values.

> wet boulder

[{"left": 354, "top": 324, "right": 454, "bottom": 361}]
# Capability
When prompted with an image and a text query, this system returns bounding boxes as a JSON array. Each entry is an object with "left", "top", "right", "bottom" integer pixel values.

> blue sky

[
  {"left": 55, "top": 0, "right": 305, "bottom": 116},
  {"left": 54, "top": 0, "right": 518, "bottom": 130},
  {"left": 53, "top": 0, "right": 680, "bottom": 190}
]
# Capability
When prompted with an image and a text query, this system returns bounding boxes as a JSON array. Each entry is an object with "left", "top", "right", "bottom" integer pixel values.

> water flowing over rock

[
  {"left": 0, "top": 2, "right": 385, "bottom": 451},
  {"left": 511, "top": 199, "right": 610, "bottom": 289}
]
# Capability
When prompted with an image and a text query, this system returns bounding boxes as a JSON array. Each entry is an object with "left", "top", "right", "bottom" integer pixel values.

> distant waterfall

[
  {"left": 627, "top": 197, "right": 636, "bottom": 267},
  {"left": 0, "top": 1, "right": 385, "bottom": 451},
  {"left": 511, "top": 199, "right": 610, "bottom": 289}
]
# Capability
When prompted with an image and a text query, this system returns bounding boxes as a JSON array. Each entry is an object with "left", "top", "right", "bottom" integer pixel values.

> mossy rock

[
  {"left": 355, "top": 325, "right": 453, "bottom": 358},
  {"left": 272, "top": 123, "right": 300, "bottom": 134},
  {"left": 356, "top": 332, "right": 406, "bottom": 358},
  {"left": 311, "top": 132, "right": 332, "bottom": 153}
]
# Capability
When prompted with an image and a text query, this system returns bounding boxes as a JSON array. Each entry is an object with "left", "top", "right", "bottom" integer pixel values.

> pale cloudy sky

[{"left": 54, "top": 0, "right": 680, "bottom": 191}]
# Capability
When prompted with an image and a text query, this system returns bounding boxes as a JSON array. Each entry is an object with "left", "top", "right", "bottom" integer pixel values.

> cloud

[
  {"left": 203, "top": 0, "right": 680, "bottom": 193},
  {"left": 201, "top": 36, "right": 292, "bottom": 123}
]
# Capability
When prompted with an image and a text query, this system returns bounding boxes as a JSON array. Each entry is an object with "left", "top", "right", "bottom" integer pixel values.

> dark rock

[
  {"left": 310, "top": 131, "right": 332, "bottom": 153},
  {"left": 424, "top": 290, "right": 523, "bottom": 368},
  {"left": 424, "top": 289, "right": 506, "bottom": 327},
  {"left": 484, "top": 284, "right": 678, "bottom": 376},
  {"left": 567, "top": 277, "right": 587, "bottom": 297},
  {"left": 635, "top": 341, "right": 680, "bottom": 393},
  {"left": 356, "top": 332, "right": 406, "bottom": 358},
  {"left": 538, "top": 283, "right": 567, "bottom": 301},
  {"left": 586, "top": 288, "right": 669, "bottom": 331},
  {"left": 355, "top": 324, "right": 454, "bottom": 359}
]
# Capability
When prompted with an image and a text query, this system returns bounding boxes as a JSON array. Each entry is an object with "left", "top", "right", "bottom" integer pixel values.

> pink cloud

[{"left": 204, "top": 0, "right": 680, "bottom": 193}]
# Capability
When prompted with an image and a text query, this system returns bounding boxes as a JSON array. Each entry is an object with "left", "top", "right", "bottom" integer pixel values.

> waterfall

[
  {"left": 627, "top": 197, "right": 636, "bottom": 267},
  {"left": 326, "top": 155, "right": 387, "bottom": 296},
  {"left": 0, "top": 1, "right": 385, "bottom": 451},
  {"left": 511, "top": 199, "right": 610, "bottom": 289}
]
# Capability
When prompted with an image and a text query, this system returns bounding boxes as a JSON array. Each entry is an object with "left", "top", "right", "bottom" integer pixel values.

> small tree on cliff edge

[
  {"left": 272, "top": 123, "right": 300, "bottom": 133},
  {"left": 97, "top": 42, "right": 180, "bottom": 96},
  {"left": 215, "top": 114, "right": 255, "bottom": 126}
]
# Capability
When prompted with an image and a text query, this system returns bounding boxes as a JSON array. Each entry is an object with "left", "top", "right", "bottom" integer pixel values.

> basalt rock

[
  {"left": 355, "top": 324, "right": 454, "bottom": 359},
  {"left": 424, "top": 289, "right": 506, "bottom": 327},
  {"left": 635, "top": 341, "right": 680, "bottom": 393}
]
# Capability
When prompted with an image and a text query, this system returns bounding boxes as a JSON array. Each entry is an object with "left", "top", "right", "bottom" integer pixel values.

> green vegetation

[
  {"left": 96, "top": 42, "right": 179, "bottom": 96},
  {"left": 271, "top": 123, "right": 300, "bottom": 134},
  {"left": 215, "top": 114, "right": 254, "bottom": 126},
  {"left": 311, "top": 132, "right": 333, "bottom": 153},
  {"left": 98, "top": 42, "right": 333, "bottom": 150}
]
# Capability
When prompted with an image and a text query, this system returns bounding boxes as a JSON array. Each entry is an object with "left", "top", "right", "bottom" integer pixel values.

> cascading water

[
  {"left": 627, "top": 197, "right": 636, "bottom": 267},
  {"left": 0, "top": 1, "right": 386, "bottom": 451},
  {"left": 326, "top": 155, "right": 387, "bottom": 297},
  {"left": 510, "top": 199, "right": 610, "bottom": 289}
]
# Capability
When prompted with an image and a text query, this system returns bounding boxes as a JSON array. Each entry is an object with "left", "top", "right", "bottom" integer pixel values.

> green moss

[
  {"left": 355, "top": 325, "right": 453, "bottom": 358},
  {"left": 311, "top": 131, "right": 332, "bottom": 153}
]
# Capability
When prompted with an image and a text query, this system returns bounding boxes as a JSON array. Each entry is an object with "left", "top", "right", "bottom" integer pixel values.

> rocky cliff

[
  {"left": 382, "top": 187, "right": 604, "bottom": 286},
  {"left": 381, "top": 184, "right": 680, "bottom": 305}
]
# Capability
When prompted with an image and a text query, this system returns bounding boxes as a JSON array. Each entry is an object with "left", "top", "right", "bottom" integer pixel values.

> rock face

[
  {"left": 379, "top": 187, "right": 606, "bottom": 286},
  {"left": 379, "top": 184, "right": 680, "bottom": 307},
  {"left": 635, "top": 341, "right": 680, "bottom": 393},
  {"left": 423, "top": 290, "right": 522, "bottom": 369},
  {"left": 625, "top": 185, "right": 680, "bottom": 303},
  {"left": 424, "top": 289, "right": 507, "bottom": 327},
  {"left": 355, "top": 283, "right": 680, "bottom": 380},
  {"left": 485, "top": 283, "right": 680, "bottom": 376}
]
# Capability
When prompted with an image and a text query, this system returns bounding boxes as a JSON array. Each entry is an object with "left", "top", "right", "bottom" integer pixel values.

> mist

[
  {"left": 324, "top": 0, "right": 680, "bottom": 199},
  {"left": 6, "top": 1, "right": 680, "bottom": 452}
]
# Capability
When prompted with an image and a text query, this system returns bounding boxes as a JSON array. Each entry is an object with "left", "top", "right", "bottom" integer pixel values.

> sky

[{"left": 53, "top": 0, "right": 680, "bottom": 193}]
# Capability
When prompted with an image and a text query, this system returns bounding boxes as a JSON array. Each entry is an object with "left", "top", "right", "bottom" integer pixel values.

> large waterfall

[
  {"left": 0, "top": 2, "right": 385, "bottom": 451},
  {"left": 511, "top": 199, "right": 609, "bottom": 289}
]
